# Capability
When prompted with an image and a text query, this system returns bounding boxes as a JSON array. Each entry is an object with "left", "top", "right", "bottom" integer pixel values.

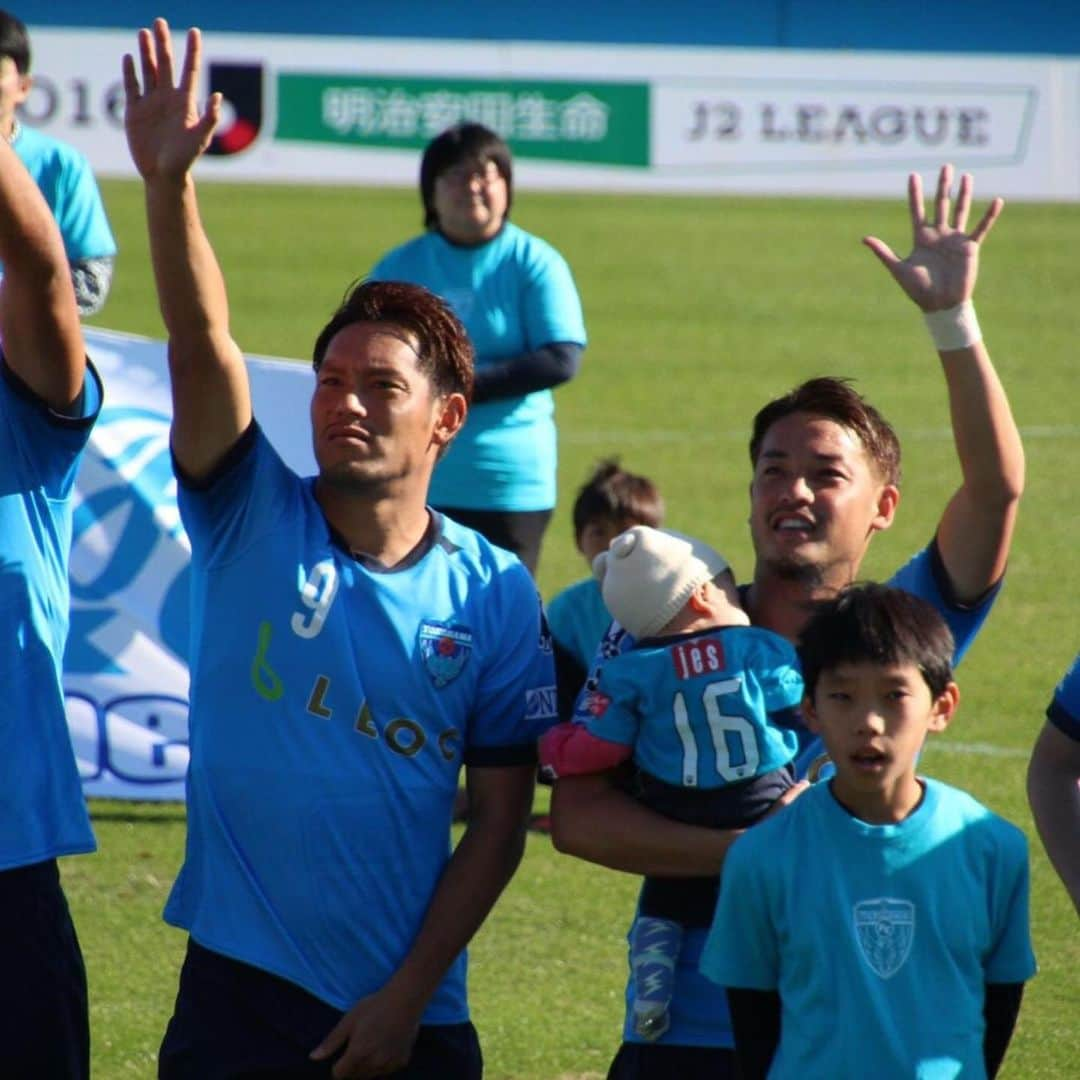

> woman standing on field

[{"left": 370, "top": 123, "right": 586, "bottom": 575}]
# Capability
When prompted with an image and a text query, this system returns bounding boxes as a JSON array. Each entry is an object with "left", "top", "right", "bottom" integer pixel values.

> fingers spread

[
  {"left": 970, "top": 196, "right": 1005, "bottom": 244},
  {"left": 862, "top": 235, "right": 899, "bottom": 270},
  {"left": 137, "top": 27, "right": 157, "bottom": 93},
  {"left": 180, "top": 27, "right": 203, "bottom": 97},
  {"left": 121, "top": 53, "right": 140, "bottom": 103},
  {"left": 907, "top": 172, "right": 925, "bottom": 227},
  {"left": 953, "top": 172, "right": 973, "bottom": 232},
  {"left": 154, "top": 18, "right": 176, "bottom": 89},
  {"left": 933, "top": 163, "right": 953, "bottom": 228}
]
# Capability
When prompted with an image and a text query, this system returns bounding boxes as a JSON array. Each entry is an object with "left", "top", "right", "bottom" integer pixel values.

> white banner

[
  {"left": 24, "top": 27, "right": 1080, "bottom": 199},
  {"left": 68, "top": 328, "right": 316, "bottom": 800}
]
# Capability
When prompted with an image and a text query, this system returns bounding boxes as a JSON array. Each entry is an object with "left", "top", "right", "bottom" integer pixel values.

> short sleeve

[
  {"left": 585, "top": 655, "right": 643, "bottom": 749},
  {"left": 522, "top": 242, "right": 586, "bottom": 349},
  {"left": 466, "top": 570, "right": 557, "bottom": 765},
  {"left": 1047, "top": 654, "right": 1080, "bottom": 741},
  {"left": 54, "top": 150, "right": 117, "bottom": 261},
  {"left": 700, "top": 833, "right": 780, "bottom": 991},
  {"left": 984, "top": 827, "right": 1038, "bottom": 984},
  {"left": 752, "top": 633, "right": 805, "bottom": 714}
]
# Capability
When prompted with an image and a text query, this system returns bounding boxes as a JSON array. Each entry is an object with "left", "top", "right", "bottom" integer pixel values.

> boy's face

[
  {"left": 804, "top": 661, "right": 958, "bottom": 819},
  {"left": 578, "top": 517, "right": 628, "bottom": 566}
]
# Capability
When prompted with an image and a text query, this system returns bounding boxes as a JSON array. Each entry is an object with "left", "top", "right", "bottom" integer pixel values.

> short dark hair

[
  {"left": 419, "top": 123, "right": 513, "bottom": 231},
  {"left": 749, "top": 377, "right": 901, "bottom": 486},
  {"left": 0, "top": 10, "right": 30, "bottom": 73},
  {"left": 312, "top": 279, "right": 474, "bottom": 402},
  {"left": 572, "top": 459, "right": 664, "bottom": 540},
  {"left": 798, "top": 583, "right": 955, "bottom": 699}
]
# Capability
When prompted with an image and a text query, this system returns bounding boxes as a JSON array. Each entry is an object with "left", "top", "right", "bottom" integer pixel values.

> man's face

[
  {"left": 310, "top": 321, "right": 462, "bottom": 493},
  {"left": 749, "top": 412, "right": 898, "bottom": 586},
  {"left": 0, "top": 56, "right": 30, "bottom": 135}
]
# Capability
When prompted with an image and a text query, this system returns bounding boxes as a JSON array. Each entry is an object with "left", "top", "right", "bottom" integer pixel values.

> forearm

[
  {"left": 727, "top": 988, "right": 781, "bottom": 1080},
  {"left": 1027, "top": 724, "right": 1080, "bottom": 914},
  {"left": 0, "top": 139, "right": 83, "bottom": 407},
  {"left": 983, "top": 982, "right": 1024, "bottom": 1077},
  {"left": 379, "top": 767, "right": 532, "bottom": 1015},
  {"left": 472, "top": 342, "right": 582, "bottom": 403},
  {"left": 935, "top": 333, "right": 1024, "bottom": 601},
  {"left": 539, "top": 722, "right": 632, "bottom": 777},
  {"left": 549, "top": 771, "right": 737, "bottom": 876},
  {"left": 144, "top": 175, "right": 231, "bottom": 348}
]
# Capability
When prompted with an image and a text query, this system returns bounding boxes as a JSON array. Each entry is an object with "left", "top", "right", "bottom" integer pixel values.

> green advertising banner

[{"left": 275, "top": 73, "right": 649, "bottom": 166}]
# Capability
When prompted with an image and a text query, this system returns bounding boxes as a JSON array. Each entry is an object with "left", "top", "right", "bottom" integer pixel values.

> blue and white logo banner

[{"left": 67, "top": 328, "right": 316, "bottom": 800}]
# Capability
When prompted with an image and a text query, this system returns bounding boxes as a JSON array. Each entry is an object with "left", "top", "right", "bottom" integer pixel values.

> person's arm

[
  {"left": 983, "top": 982, "right": 1024, "bottom": 1077},
  {"left": 1027, "top": 720, "right": 1080, "bottom": 915},
  {"left": 0, "top": 139, "right": 84, "bottom": 411},
  {"left": 122, "top": 20, "right": 252, "bottom": 480},
  {"left": 311, "top": 763, "right": 534, "bottom": 1078},
  {"left": 471, "top": 341, "right": 582, "bottom": 403},
  {"left": 864, "top": 164, "right": 1023, "bottom": 604},
  {"left": 726, "top": 988, "right": 781, "bottom": 1080}
]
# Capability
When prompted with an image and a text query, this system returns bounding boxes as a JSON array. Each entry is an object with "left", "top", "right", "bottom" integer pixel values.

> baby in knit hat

[{"left": 540, "top": 525, "right": 804, "bottom": 1041}]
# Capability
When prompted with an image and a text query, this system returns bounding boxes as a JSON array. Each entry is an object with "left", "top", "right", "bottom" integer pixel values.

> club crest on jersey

[
  {"left": 853, "top": 898, "right": 915, "bottom": 979},
  {"left": 418, "top": 622, "right": 472, "bottom": 687}
]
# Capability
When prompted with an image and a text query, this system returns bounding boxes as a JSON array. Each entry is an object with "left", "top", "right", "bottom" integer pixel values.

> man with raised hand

[
  {"left": 124, "top": 21, "right": 554, "bottom": 1080},
  {"left": 0, "top": 124, "right": 101, "bottom": 1077},
  {"left": 550, "top": 166, "right": 1024, "bottom": 1079}
]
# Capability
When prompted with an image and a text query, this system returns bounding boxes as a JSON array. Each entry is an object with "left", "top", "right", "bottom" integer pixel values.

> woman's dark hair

[
  {"left": 419, "top": 123, "right": 513, "bottom": 230},
  {"left": 798, "top": 583, "right": 955, "bottom": 699}
]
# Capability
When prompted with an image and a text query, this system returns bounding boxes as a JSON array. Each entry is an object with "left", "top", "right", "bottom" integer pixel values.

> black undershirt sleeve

[
  {"left": 984, "top": 982, "right": 1024, "bottom": 1078},
  {"left": 726, "top": 988, "right": 781, "bottom": 1080},
  {"left": 471, "top": 342, "right": 583, "bottom": 403}
]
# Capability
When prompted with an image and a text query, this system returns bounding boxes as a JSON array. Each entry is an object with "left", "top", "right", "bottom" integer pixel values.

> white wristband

[{"left": 923, "top": 300, "right": 982, "bottom": 352}]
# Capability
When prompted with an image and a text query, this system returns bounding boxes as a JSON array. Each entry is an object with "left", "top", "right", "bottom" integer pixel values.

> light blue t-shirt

[
  {"left": 701, "top": 779, "right": 1036, "bottom": 1079},
  {"left": 0, "top": 358, "right": 102, "bottom": 869},
  {"left": 1047, "top": 653, "right": 1080, "bottom": 741},
  {"left": 371, "top": 223, "right": 586, "bottom": 511},
  {"left": 571, "top": 541, "right": 1003, "bottom": 1049},
  {"left": 587, "top": 626, "right": 802, "bottom": 787},
  {"left": 165, "top": 426, "right": 556, "bottom": 1018},
  {"left": 14, "top": 125, "right": 117, "bottom": 263},
  {"left": 547, "top": 576, "right": 610, "bottom": 670}
]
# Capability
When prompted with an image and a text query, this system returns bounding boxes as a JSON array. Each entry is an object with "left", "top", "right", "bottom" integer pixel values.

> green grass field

[{"left": 68, "top": 176, "right": 1079, "bottom": 1077}]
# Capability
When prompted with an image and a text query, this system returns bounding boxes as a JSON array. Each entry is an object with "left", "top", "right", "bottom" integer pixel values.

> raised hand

[
  {"left": 122, "top": 19, "right": 220, "bottom": 181},
  {"left": 862, "top": 164, "right": 1003, "bottom": 312}
]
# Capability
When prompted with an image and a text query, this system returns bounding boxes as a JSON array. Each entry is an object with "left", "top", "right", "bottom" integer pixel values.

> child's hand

[{"left": 766, "top": 780, "right": 810, "bottom": 819}]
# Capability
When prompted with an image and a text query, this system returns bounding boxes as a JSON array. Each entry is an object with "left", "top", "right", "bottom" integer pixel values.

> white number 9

[{"left": 291, "top": 561, "right": 339, "bottom": 640}]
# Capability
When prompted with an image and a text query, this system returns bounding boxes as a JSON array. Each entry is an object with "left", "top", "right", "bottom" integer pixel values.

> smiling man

[
  {"left": 550, "top": 166, "right": 1024, "bottom": 1079},
  {"left": 124, "top": 21, "right": 554, "bottom": 1080}
]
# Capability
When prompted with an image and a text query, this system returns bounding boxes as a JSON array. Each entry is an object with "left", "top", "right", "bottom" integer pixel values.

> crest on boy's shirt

[
  {"left": 853, "top": 898, "right": 915, "bottom": 979},
  {"left": 418, "top": 622, "right": 472, "bottom": 687},
  {"left": 538, "top": 605, "right": 554, "bottom": 654},
  {"left": 585, "top": 690, "right": 611, "bottom": 718}
]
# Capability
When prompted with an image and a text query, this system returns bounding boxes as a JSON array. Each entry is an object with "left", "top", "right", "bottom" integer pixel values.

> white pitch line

[{"left": 928, "top": 741, "right": 1028, "bottom": 759}]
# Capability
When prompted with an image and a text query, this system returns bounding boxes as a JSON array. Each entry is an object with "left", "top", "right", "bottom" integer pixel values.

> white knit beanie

[{"left": 592, "top": 526, "right": 729, "bottom": 640}]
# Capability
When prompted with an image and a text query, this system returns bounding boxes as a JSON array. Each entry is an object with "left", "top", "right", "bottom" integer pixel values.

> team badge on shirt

[
  {"left": 853, "top": 897, "right": 915, "bottom": 979},
  {"left": 418, "top": 621, "right": 472, "bottom": 687}
]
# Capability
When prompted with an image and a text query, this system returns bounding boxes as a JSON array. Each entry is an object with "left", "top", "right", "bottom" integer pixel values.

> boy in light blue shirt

[{"left": 702, "top": 584, "right": 1035, "bottom": 1080}]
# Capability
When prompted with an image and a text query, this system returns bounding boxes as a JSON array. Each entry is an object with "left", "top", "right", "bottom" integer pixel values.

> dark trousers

[
  {"left": 607, "top": 1041, "right": 736, "bottom": 1080},
  {"left": 432, "top": 507, "right": 552, "bottom": 577},
  {"left": 159, "top": 939, "right": 483, "bottom": 1079},
  {"left": 0, "top": 858, "right": 89, "bottom": 1080}
]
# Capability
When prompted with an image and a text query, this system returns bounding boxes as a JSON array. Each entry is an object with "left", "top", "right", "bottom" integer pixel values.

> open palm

[
  {"left": 863, "top": 164, "right": 1004, "bottom": 312},
  {"left": 122, "top": 20, "right": 220, "bottom": 181}
]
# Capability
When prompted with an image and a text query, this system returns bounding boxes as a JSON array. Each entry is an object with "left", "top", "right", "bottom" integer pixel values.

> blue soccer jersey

[
  {"left": 14, "top": 125, "right": 117, "bottom": 263},
  {"left": 571, "top": 539, "right": 1003, "bottom": 1049},
  {"left": 0, "top": 358, "right": 101, "bottom": 869},
  {"left": 1047, "top": 654, "right": 1080, "bottom": 742},
  {"left": 371, "top": 223, "right": 586, "bottom": 512},
  {"left": 164, "top": 425, "right": 556, "bottom": 1019},
  {"left": 586, "top": 626, "right": 802, "bottom": 788},
  {"left": 547, "top": 576, "right": 612, "bottom": 671},
  {"left": 701, "top": 779, "right": 1036, "bottom": 1078}
]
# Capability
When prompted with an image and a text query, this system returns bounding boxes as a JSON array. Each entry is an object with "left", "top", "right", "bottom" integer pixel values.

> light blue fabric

[
  {"left": 571, "top": 541, "right": 1004, "bottom": 1049},
  {"left": 371, "top": 223, "right": 585, "bottom": 511},
  {"left": 1047, "top": 653, "right": 1080, "bottom": 740},
  {"left": 588, "top": 626, "right": 801, "bottom": 786},
  {"left": 701, "top": 779, "right": 1036, "bottom": 1078},
  {"left": 0, "top": 359, "right": 101, "bottom": 868},
  {"left": 165, "top": 426, "right": 556, "bottom": 1017},
  {"left": 14, "top": 125, "right": 117, "bottom": 262},
  {"left": 547, "top": 576, "right": 610, "bottom": 670}
]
